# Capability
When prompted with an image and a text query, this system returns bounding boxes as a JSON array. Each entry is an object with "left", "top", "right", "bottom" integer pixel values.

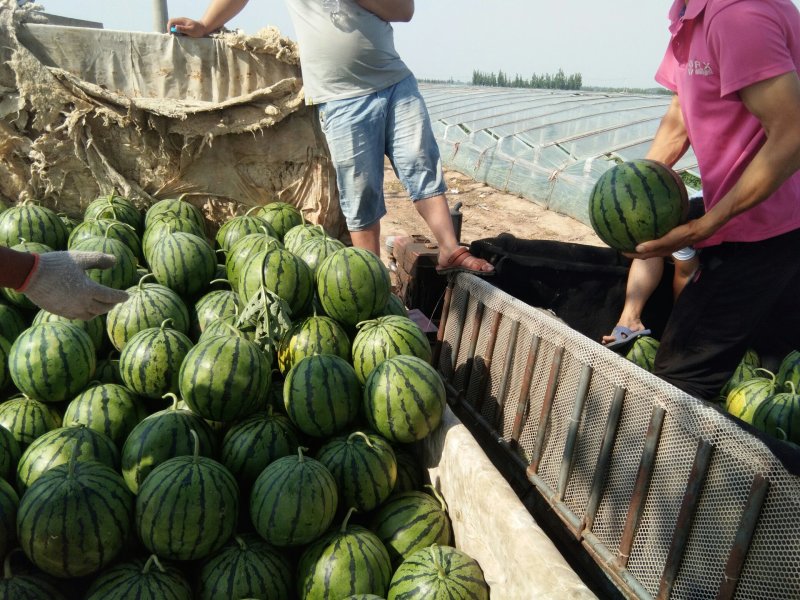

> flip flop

[
  {"left": 436, "top": 247, "right": 495, "bottom": 277},
  {"left": 604, "top": 325, "right": 652, "bottom": 350}
]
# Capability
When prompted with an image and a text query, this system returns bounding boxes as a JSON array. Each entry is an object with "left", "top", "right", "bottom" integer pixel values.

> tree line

[{"left": 472, "top": 68, "right": 582, "bottom": 90}]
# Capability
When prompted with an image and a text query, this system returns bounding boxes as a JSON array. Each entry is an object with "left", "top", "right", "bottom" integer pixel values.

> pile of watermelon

[{"left": 0, "top": 196, "right": 490, "bottom": 599}]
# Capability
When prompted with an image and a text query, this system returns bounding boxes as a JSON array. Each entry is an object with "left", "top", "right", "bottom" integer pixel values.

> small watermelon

[
  {"left": 284, "top": 223, "right": 325, "bottom": 254},
  {"left": 589, "top": 159, "right": 688, "bottom": 253},
  {"left": 148, "top": 232, "right": 217, "bottom": 298},
  {"left": 387, "top": 545, "right": 489, "bottom": 600},
  {"left": 63, "top": 383, "right": 148, "bottom": 447},
  {"left": 0, "top": 395, "right": 62, "bottom": 449},
  {"left": 68, "top": 219, "right": 143, "bottom": 261},
  {"left": 352, "top": 316, "right": 432, "bottom": 384},
  {"left": 725, "top": 370, "right": 778, "bottom": 425},
  {"left": 254, "top": 202, "right": 304, "bottom": 241},
  {"left": 0, "top": 552, "right": 67, "bottom": 600},
  {"left": 31, "top": 309, "right": 106, "bottom": 353},
  {"left": 277, "top": 314, "right": 351, "bottom": 375},
  {"left": 294, "top": 235, "right": 346, "bottom": 277},
  {"left": 215, "top": 213, "right": 276, "bottom": 254},
  {"left": 224, "top": 231, "right": 283, "bottom": 293},
  {"left": 625, "top": 336, "right": 660, "bottom": 372},
  {"left": 192, "top": 289, "right": 241, "bottom": 339},
  {"left": 84, "top": 555, "right": 192, "bottom": 600},
  {"left": 238, "top": 247, "right": 314, "bottom": 317},
  {"left": 776, "top": 350, "right": 800, "bottom": 393},
  {"left": 0, "top": 203, "right": 68, "bottom": 249},
  {"left": 720, "top": 348, "right": 761, "bottom": 400},
  {"left": 142, "top": 214, "right": 205, "bottom": 264},
  {"left": 752, "top": 381, "right": 800, "bottom": 444},
  {"left": 144, "top": 197, "right": 205, "bottom": 231},
  {"left": 83, "top": 194, "right": 144, "bottom": 234}
]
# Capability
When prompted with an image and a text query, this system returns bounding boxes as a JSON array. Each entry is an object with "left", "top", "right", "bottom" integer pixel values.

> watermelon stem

[
  {"left": 235, "top": 535, "right": 248, "bottom": 551},
  {"left": 209, "top": 278, "right": 231, "bottom": 287},
  {"left": 160, "top": 318, "right": 174, "bottom": 331},
  {"left": 755, "top": 368, "right": 776, "bottom": 382},
  {"left": 142, "top": 554, "right": 166, "bottom": 574},
  {"left": 340, "top": 506, "right": 357, "bottom": 532},
  {"left": 787, "top": 381, "right": 797, "bottom": 396},
  {"left": 189, "top": 429, "right": 200, "bottom": 463},
  {"left": 297, "top": 446, "right": 308, "bottom": 463},
  {"left": 348, "top": 431, "right": 373, "bottom": 447},
  {"left": 164, "top": 393, "right": 180, "bottom": 411},
  {"left": 137, "top": 272, "right": 156, "bottom": 288},
  {"left": 425, "top": 484, "right": 449, "bottom": 512}
]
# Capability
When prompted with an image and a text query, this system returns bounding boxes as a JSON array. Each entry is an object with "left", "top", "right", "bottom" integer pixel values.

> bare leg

[
  {"left": 602, "top": 257, "right": 664, "bottom": 344},
  {"left": 349, "top": 220, "right": 381, "bottom": 256},
  {"left": 672, "top": 254, "right": 699, "bottom": 300}
]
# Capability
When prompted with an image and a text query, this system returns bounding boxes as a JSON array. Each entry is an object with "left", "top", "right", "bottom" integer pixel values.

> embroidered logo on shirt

[{"left": 687, "top": 59, "right": 714, "bottom": 76}]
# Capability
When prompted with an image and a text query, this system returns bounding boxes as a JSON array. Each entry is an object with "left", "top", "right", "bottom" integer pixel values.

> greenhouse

[{"left": 419, "top": 84, "right": 701, "bottom": 226}]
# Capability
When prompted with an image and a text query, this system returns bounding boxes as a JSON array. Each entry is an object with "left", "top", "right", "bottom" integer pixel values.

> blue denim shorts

[{"left": 317, "top": 75, "right": 446, "bottom": 231}]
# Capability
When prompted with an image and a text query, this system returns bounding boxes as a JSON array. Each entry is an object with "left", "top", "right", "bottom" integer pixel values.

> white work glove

[{"left": 19, "top": 252, "right": 130, "bottom": 321}]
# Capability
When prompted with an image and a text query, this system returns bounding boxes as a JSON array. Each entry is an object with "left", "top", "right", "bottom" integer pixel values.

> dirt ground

[{"left": 377, "top": 161, "right": 604, "bottom": 265}]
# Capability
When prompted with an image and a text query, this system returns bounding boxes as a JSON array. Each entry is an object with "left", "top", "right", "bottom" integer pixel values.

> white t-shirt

[{"left": 285, "top": 0, "right": 412, "bottom": 104}]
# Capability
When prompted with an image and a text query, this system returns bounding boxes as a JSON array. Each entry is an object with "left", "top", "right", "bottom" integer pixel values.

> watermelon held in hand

[{"left": 589, "top": 159, "right": 688, "bottom": 253}]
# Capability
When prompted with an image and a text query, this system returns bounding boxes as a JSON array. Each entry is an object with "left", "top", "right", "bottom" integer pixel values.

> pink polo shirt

[{"left": 656, "top": 0, "right": 800, "bottom": 247}]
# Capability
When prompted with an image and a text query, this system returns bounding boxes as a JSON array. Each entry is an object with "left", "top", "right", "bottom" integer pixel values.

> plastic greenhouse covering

[{"left": 419, "top": 84, "right": 700, "bottom": 227}]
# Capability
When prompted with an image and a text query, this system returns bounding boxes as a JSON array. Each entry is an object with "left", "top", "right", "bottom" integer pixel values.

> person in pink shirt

[{"left": 630, "top": 0, "right": 800, "bottom": 400}]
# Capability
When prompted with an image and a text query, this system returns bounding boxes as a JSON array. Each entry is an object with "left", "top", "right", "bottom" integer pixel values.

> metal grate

[{"left": 437, "top": 274, "right": 800, "bottom": 600}]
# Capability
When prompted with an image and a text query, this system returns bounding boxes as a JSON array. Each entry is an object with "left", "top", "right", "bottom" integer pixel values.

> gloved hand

[{"left": 18, "top": 252, "right": 130, "bottom": 321}]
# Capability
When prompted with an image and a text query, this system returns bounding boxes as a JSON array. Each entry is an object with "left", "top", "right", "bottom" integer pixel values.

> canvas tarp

[{"left": 0, "top": 0, "right": 345, "bottom": 236}]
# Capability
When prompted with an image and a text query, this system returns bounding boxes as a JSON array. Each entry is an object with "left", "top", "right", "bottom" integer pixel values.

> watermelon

[
  {"left": 0, "top": 203, "right": 68, "bottom": 249},
  {"left": 17, "top": 458, "right": 134, "bottom": 578},
  {"left": 0, "top": 302, "right": 27, "bottom": 343},
  {"left": 0, "top": 336, "right": 9, "bottom": 391},
  {"left": 136, "top": 430, "right": 239, "bottom": 561},
  {"left": 250, "top": 447, "right": 338, "bottom": 547},
  {"left": 8, "top": 322, "right": 96, "bottom": 403},
  {"left": 95, "top": 354, "right": 123, "bottom": 385},
  {"left": 625, "top": 335, "right": 660, "bottom": 372},
  {"left": 370, "top": 490, "right": 453, "bottom": 567},
  {"left": 295, "top": 235, "right": 346, "bottom": 276},
  {"left": 198, "top": 314, "right": 258, "bottom": 343},
  {"left": 220, "top": 409, "right": 300, "bottom": 492},
  {"left": 106, "top": 277, "right": 190, "bottom": 351},
  {"left": 379, "top": 293, "right": 408, "bottom": 317},
  {"left": 84, "top": 194, "right": 144, "bottom": 234},
  {"left": 68, "top": 219, "right": 143, "bottom": 261},
  {"left": 215, "top": 213, "right": 276, "bottom": 253},
  {"left": 720, "top": 348, "right": 761, "bottom": 400},
  {"left": 589, "top": 159, "right": 688, "bottom": 253},
  {"left": 284, "top": 354, "right": 361, "bottom": 437},
  {"left": 179, "top": 335, "right": 271, "bottom": 422},
  {"left": 119, "top": 319, "right": 194, "bottom": 400},
  {"left": 192, "top": 289, "right": 241, "bottom": 338},
  {"left": 141, "top": 215, "right": 206, "bottom": 264},
  {"left": 224, "top": 231, "right": 283, "bottom": 292},
  {"left": 254, "top": 202, "right": 304, "bottom": 241},
  {"left": 1, "top": 242, "right": 53, "bottom": 310},
  {"left": 387, "top": 545, "right": 489, "bottom": 600},
  {"left": 342, "top": 596, "right": 385, "bottom": 600},
  {"left": 0, "top": 477, "right": 18, "bottom": 560},
  {"left": 725, "top": 370, "right": 778, "bottom": 425},
  {"left": 776, "top": 350, "right": 800, "bottom": 393},
  {"left": 277, "top": 314, "right": 351, "bottom": 375},
  {"left": 0, "top": 425, "right": 21, "bottom": 481},
  {"left": 317, "top": 431, "right": 398, "bottom": 512},
  {"left": 297, "top": 508, "right": 392, "bottom": 600},
  {"left": 238, "top": 247, "right": 315, "bottom": 316},
  {"left": 363, "top": 355, "right": 446, "bottom": 443},
  {"left": 144, "top": 197, "right": 205, "bottom": 231},
  {"left": 31, "top": 308, "right": 106, "bottom": 351},
  {"left": 0, "top": 395, "right": 62, "bottom": 449},
  {"left": 197, "top": 533, "right": 292, "bottom": 600},
  {"left": 317, "top": 247, "right": 391, "bottom": 327},
  {"left": 120, "top": 394, "right": 218, "bottom": 493},
  {"left": 752, "top": 382, "right": 800, "bottom": 444},
  {"left": 84, "top": 555, "right": 192, "bottom": 600},
  {"left": 393, "top": 447, "right": 424, "bottom": 494},
  {"left": 148, "top": 231, "right": 217, "bottom": 298},
  {"left": 69, "top": 236, "right": 139, "bottom": 290},
  {"left": 63, "top": 383, "right": 148, "bottom": 447},
  {"left": 352, "top": 316, "right": 432, "bottom": 384},
  {"left": 284, "top": 223, "right": 325, "bottom": 254},
  {"left": 16, "top": 424, "right": 119, "bottom": 492},
  {"left": 0, "top": 553, "right": 66, "bottom": 600}
]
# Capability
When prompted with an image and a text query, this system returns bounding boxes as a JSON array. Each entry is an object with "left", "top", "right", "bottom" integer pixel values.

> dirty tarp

[
  {"left": 0, "top": 0, "right": 344, "bottom": 236},
  {"left": 423, "top": 407, "right": 598, "bottom": 599}
]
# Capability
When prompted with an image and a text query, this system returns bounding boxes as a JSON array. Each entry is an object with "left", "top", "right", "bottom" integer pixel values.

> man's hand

[
  {"left": 166, "top": 17, "right": 210, "bottom": 38},
  {"left": 626, "top": 213, "right": 721, "bottom": 259}
]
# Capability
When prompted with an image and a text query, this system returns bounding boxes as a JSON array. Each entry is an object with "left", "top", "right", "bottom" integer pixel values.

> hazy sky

[{"left": 33, "top": 0, "right": 800, "bottom": 88}]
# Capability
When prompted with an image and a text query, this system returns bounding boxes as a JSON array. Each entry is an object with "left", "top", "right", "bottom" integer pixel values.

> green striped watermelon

[
  {"left": 136, "top": 430, "right": 239, "bottom": 561},
  {"left": 59, "top": 213, "right": 81, "bottom": 237},
  {"left": 224, "top": 231, "right": 283, "bottom": 292},
  {"left": 144, "top": 197, "right": 205, "bottom": 231},
  {"left": 370, "top": 490, "right": 453, "bottom": 567},
  {"left": 31, "top": 309, "right": 106, "bottom": 351},
  {"left": 352, "top": 316, "right": 432, "bottom": 384},
  {"left": 284, "top": 354, "right": 361, "bottom": 437},
  {"left": 725, "top": 370, "right": 778, "bottom": 425},
  {"left": 284, "top": 223, "right": 325, "bottom": 254},
  {"left": 254, "top": 202, "right": 304, "bottom": 241},
  {"left": 0, "top": 302, "right": 27, "bottom": 344},
  {"left": 1, "top": 242, "right": 53, "bottom": 310},
  {"left": 84, "top": 555, "right": 192, "bottom": 600},
  {"left": 9, "top": 322, "right": 96, "bottom": 403},
  {"left": 119, "top": 320, "right": 194, "bottom": 399},
  {"left": 220, "top": 409, "right": 300, "bottom": 491},
  {"left": 17, "top": 458, "right": 134, "bottom": 577},
  {"left": 69, "top": 236, "right": 139, "bottom": 290},
  {"left": 198, "top": 314, "right": 258, "bottom": 344},
  {"left": 238, "top": 247, "right": 314, "bottom": 317},
  {"left": 776, "top": 350, "right": 800, "bottom": 393},
  {"left": 317, "top": 247, "right": 391, "bottom": 327},
  {"left": 625, "top": 336, "right": 660, "bottom": 372},
  {"left": 179, "top": 335, "right": 271, "bottom": 422},
  {"left": 197, "top": 533, "right": 292, "bottom": 600},
  {"left": 142, "top": 215, "right": 206, "bottom": 264},
  {"left": 192, "top": 289, "right": 241, "bottom": 338},
  {"left": 317, "top": 431, "right": 398, "bottom": 512},
  {"left": 720, "top": 348, "right": 761, "bottom": 400},
  {"left": 589, "top": 159, "right": 688, "bottom": 253},
  {"left": 0, "top": 425, "right": 20, "bottom": 481},
  {"left": 297, "top": 508, "right": 392, "bottom": 600},
  {"left": 0, "top": 203, "right": 68, "bottom": 249},
  {"left": 215, "top": 213, "right": 276, "bottom": 254},
  {"left": 277, "top": 314, "right": 351, "bottom": 375},
  {"left": 752, "top": 382, "right": 800, "bottom": 444},
  {"left": 63, "top": 383, "right": 148, "bottom": 447},
  {"left": 83, "top": 194, "right": 144, "bottom": 234},
  {"left": 68, "top": 219, "right": 143, "bottom": 261},
  {"left": 387, "top": 545, "right": 489, "bottom": 600},
  {"left": 379, "top": 293, "right": 408, "bottom": 317},
  {"left": 295, "top": 235, "right": 346, "bottom": 277},
  {"left": 149, "top": 232, "right": 217, "bottom": 298},
  {"left": 0, "top": 336, "right": 9, "bottom": 391},
  {"left": 106, "top": 277, "right": 190, "bottom": 351},
  {"left": 0, "top": 477, "right": 18, "bottom": 560},
  {"left": 0, "top": 395, "right": 62, "bottom": 449},
  {"left": 120, "top": 394, "right": 218, "bottom": 493},
  {"left": 16, "top": 424, "right": 119, "bottom": 492},
  {"left": 0, "top": 552, "right": 67, "bottom": 600},
  {"left": 364, "top": 355, "right": 446, "bottom": 444},
  {"left": 250, "top": 447, "right": 339, "bottom": 547}
]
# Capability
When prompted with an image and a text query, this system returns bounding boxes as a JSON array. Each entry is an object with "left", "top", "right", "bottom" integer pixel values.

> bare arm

[
  {"left": 0, "top": 246, "right": 35, "bottom": 289},
  {"left": 645, "top": 94, "right": 691, "bottom": 167},
  {"left": 633, "top": 70, "right": 800, "bottom": 257},
  {"left": 355, "top": 0, "right": 414, "bottom": 22},
  {"left": 166, "top": 0, "right": 249, "bottom": 37}
]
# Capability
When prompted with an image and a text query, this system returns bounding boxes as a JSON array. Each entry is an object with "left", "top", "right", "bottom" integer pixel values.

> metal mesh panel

[{"left": 438, "top": 274, "right": 800, "bottom": 600}]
